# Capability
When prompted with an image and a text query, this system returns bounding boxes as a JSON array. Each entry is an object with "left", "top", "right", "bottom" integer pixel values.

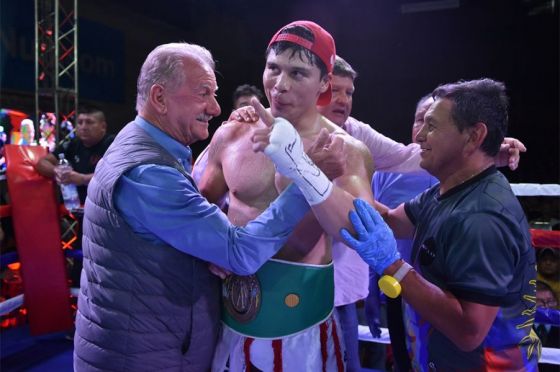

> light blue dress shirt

[{"left": 114, "top": 116, "right": 310, "bottom": 275}]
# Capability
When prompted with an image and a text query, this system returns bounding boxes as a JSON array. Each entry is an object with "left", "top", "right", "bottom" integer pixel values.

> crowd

[{"left": 2, "top": 19, "right": 558, "bottom": 372}]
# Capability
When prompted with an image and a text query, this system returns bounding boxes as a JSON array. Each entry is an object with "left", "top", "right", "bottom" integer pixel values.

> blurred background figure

[
  {"left": 34, "top": 106, "right": 114, "bottom": 205},
  {"left": 231, "top": 83, "right": 264, "bottom": 110},
  {"left": 18, "top": 119, "right": 36, "bottom": 145},
  {"left": 534, "top": 280, "right": 559, "bottom": 372},
  {"left": 537, "top": 247, "right": 560, "bottom": 302},
  {"left": 38, "top": 113, "right": 59, "bottom": 152},
  {"left": 536, "top": 280, "right": 559, "bottom": 312},
  {"left": 34, "top": 106, "right": 114, "bottom": 287}
]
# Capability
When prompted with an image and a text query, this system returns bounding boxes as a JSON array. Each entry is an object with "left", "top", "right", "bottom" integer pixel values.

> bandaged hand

[
  {"left": 340, "top": 199, "right": 400, "bottom": 275},
  {"left": 250, "top": 98, "right": 333, "bottom": 206}
]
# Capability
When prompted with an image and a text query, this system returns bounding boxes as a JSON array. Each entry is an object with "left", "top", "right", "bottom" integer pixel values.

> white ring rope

[
  {"left": 511, "top": 183, "right": 560, "bottom": 196},
  {"left": 358, "top": 325, "right": 559, "bottom": 365},
  {"left": 0, "top": 287, "right": 80, "bottom": 316}
]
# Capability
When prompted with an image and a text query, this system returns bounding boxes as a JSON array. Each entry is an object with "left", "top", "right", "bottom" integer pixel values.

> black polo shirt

[
  {"left": 404, "top": 166, "right": 538, "bottom": 370},
  {"left": 54, "top": 134, "right": 115, "bottom": 203}
]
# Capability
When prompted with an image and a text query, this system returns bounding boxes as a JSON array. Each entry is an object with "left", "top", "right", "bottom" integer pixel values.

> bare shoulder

[
  {"left": 207, "top": 120, "right": 255, "bottom": 158},
  {"left": 212, "top": 120, "right": 251, "bottom": 141}
]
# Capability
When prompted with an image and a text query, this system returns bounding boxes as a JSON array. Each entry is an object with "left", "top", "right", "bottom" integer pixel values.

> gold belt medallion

[{"left": 222, "top": 274, "right": 261, "bottom": 323}]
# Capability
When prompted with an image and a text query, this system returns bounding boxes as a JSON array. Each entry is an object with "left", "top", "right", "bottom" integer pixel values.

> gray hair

[
  {"left": 136, "top": 42, "right": 215, "bottom": 112},
  {"left": 333, "top": 55, "right": 358, "bottom": 80}
]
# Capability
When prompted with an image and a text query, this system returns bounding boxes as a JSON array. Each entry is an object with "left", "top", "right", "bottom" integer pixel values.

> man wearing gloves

[{"left": 341, "top": 79, "right": 539, "bottom": 371}]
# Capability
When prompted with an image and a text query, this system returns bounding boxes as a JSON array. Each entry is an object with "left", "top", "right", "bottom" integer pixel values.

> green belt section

[{"left": 222, "top": 260, "right": 334, "bottom": 339}]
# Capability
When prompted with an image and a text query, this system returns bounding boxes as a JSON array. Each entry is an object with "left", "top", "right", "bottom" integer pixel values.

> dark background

[{"left": 1, "top": 0, "right": 558, "bottom": 183}]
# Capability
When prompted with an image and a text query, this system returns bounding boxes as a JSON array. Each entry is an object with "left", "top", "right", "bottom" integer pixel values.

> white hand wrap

[{"left": 264, "top": 117, "right": 333, "bottom": 206}]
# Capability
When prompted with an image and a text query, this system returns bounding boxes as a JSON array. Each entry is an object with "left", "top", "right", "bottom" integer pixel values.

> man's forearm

[
  {"left": 35, "top": 158, "right": 56, "bottom": 178},
  {"left": 342, "top": 199, "right": 496, "bottom": 352},
  {"left": 392, "top": 263, "right": 496, "bottom": 351},
  {"left": 228, "top": 183, "right": 311, "bottom": 274},
  {"left": 78, "top": 173, "right": 93, "bottom": 185},
  {"left": 310, "top": 187, "right": 367, "bottom": 241}
]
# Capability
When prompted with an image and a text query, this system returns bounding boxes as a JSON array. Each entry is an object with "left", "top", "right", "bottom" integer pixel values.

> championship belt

[
  {"left": 222, "top": 259, "right": 334, "bottom": 339},
  {"left": 222, "top": 274, "right": 261, "bottom": 323}
]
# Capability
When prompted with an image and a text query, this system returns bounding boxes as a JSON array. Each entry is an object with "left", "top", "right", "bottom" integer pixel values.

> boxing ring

[{"left": 0, "top": 145, "right": 559, "bottom": 366}]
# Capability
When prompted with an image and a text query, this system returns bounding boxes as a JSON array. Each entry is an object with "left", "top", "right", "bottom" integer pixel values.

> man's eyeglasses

[{"left": 536, "top": 299, "right": 558, "bottom": 308}]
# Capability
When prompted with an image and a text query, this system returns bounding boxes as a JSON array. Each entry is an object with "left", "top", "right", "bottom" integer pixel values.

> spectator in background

[
  {"left": 536, "top": 280, "right": 558, "bottom": 311},
  {"left": 534, "top": 280, "right": 559, "bottom": 372},
  {"left": 35, "top": 106, "right": 115, "bottom": 204},
  {"left": 232, "top": 83, "right": 264, "bottom": 109},
  {"left": 18, "top": 119, "right": 36, "bottom": 145},
  {"left": 537, "top": 247, "right": 560, "bottom": 301}
]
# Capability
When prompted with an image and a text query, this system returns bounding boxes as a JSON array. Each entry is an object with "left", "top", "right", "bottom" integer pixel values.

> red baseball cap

[{"left": 268, "top": 20, "right": 336, "bottom": 106}]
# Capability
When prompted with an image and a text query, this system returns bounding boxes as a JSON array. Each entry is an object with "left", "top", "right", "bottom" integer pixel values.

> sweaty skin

[
  {"left": 200, "top": 115, "right": 373, "bottom": 264},
  {"left": 199, "top": 48, "right": 373, "bottom": 265}
]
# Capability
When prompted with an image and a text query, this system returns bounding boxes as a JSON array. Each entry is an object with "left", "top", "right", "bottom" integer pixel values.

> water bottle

[{"left": 56, "top": 153, "right": 81, "bottom": 211}]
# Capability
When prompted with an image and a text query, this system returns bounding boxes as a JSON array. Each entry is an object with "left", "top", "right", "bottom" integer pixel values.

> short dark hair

[
  {"left": 333, "top": 55, "right": 358, "bottom": 80},
  {"left": 266, "top": 25, "right": 328, "bottom": 78},
  {"left": 432, "top": 78, "right": 508, "bottom": 157},
  {"left": 78, "top": 105, "right": 106, "bottom": 122},
  {"left": 232, "top": 84, "right": 264, "bottom": 106},
  {"left": 538, "top": 247, "right": 560, "bottom": 260}
]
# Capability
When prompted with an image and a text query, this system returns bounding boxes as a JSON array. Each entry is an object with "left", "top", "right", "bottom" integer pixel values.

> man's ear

[
  {"left": 149, "top": 84, "right": 166, "bottom": 114},
  {"left": 319, "top": 73, "right": 332, "bottom": 94},
  {"left": 466, "top": 122, "right": 488, "bottom": 151}
]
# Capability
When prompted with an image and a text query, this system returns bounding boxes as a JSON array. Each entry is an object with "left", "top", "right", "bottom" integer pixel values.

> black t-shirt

[
  {"left": 403, "top": 166, "right": 539, "bottom": 370},
  {"left": 54, "top": 134, "right": 115, "bottom": 203}
]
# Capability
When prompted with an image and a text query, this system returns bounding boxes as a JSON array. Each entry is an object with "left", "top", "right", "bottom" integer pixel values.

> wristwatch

[{"left": 378, "top": 261, "right": 413, "bottom": 299}]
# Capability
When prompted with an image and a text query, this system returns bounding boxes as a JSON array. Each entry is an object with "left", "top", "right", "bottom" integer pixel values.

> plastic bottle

[{"left": 56, "top": 153, "right": 81, "bottom": 211}]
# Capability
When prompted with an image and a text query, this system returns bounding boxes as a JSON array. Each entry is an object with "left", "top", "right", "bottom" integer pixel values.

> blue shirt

[
  {"left": 114, "top": 116, "right": 310, "bottom": 275},
  {"left": 372, "top": 171, "right": 438, "bottom": 261}
]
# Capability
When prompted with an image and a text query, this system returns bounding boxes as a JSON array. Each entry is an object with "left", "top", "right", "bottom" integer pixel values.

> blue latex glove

[{"left": 340, "top": 199, "right": 400, "bottom": 275}]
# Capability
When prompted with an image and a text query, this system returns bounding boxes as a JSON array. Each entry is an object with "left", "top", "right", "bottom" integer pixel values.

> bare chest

[{"left": 221, "top": 136, "right": 278, "bottom": 206}]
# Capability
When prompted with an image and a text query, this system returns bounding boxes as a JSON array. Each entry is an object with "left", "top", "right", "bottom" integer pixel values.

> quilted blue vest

[{"left": 74, "top": 120, "right": 221, "bottom": 371}]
